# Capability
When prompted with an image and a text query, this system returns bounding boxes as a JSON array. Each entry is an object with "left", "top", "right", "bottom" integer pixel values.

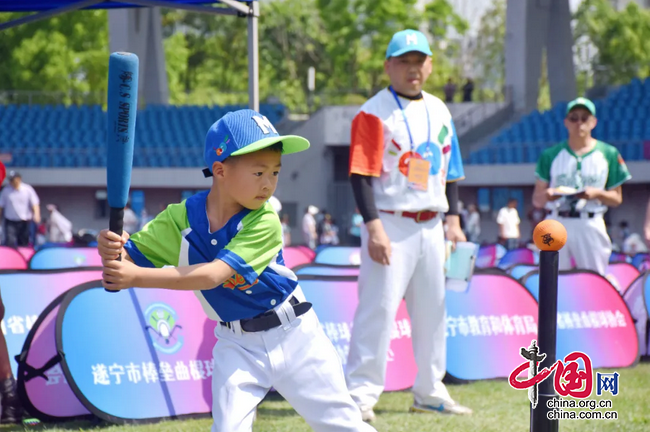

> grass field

[{"left": 4, "top": 363, "right": 649, "bottom": 432}]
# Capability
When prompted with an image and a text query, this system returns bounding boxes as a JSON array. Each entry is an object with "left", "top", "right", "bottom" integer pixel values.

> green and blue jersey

[{"left": 124, "top": 191, "right": 298, "bottom": 322}]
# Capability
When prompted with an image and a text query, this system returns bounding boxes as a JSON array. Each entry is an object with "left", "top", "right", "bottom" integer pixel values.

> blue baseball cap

[
  {"left": 203, "top": 109, "right": 310, "bottom": 177},
  {"left": 386, "top": 29, "right": 432, "bottom": 59}
]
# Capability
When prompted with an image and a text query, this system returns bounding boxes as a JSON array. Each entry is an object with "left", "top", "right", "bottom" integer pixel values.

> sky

[{"left": 442, "top": 0, "right": 586, "bottom": 36}]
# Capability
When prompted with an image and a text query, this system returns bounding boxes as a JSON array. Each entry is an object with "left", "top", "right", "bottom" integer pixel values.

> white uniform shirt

[
  {"left": 497, "top": 207, "right": 520, "bottom": 239},
  {"left": 302, "top": 213, "right": 315, "bottom": 237},
  {"left": 0, "top": 183, "right": 40, "bottom": 221},
  {"left": 48, "top": 209, "right": 73, "bottom": 242},
  {"left": 535, "top": 141, "right": 631, "bottom": 214},
  {"left": 349, "top": 88, "right": 464, "bottom": 212}
]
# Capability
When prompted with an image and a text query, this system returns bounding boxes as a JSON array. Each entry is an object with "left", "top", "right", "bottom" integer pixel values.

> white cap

[
  {"left": 268, "top": 196, "right": 282, "bottom": 213},
  {"left": 308, "top": 205, "right": 319, "bottom": 215}
]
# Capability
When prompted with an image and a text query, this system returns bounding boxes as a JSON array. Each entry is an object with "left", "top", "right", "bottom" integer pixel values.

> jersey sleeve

[
  {"left": 124, "top": 204, "right": 186, "bottom": 268},
  {"left": 216, "top": 205, "right": 283, "bottom": 285},
  {"left": 447, "top": 120, "right": 465, "bottom": 182},
  {"left": 535, "top": 148, "right": 553, "bottom": 183},
  {"left": 349, "top": 110, "right": 384, "bottom": 177},
  {"left": 605, "top": 148, "right": 632, "bottom": 190}
]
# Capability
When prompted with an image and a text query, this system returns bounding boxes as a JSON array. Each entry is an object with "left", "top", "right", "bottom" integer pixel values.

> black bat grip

[{"left": 105, "top": 207, "right": 125, "bottom": 292}]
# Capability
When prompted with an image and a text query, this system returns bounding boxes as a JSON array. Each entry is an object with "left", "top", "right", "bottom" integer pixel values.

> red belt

[{"left": 380, "top": 210, "right": 439, "bottom": 223}]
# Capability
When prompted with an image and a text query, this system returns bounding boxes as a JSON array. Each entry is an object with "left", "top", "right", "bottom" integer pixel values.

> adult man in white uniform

[
  {"left": 533, "top": 97, "right": 631, "bottom": 275},
  {"left": 346, "top": 29, "right": 472, "bottom": 422}
]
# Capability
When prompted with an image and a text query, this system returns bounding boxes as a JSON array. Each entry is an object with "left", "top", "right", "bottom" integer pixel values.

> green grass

[{"left": 5, "top": 363, "right": 649, "bottom": 432}]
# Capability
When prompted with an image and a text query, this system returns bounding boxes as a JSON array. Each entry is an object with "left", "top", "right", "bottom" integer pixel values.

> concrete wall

[
  {"left": 29, "top": 187, "right": 189, "bottom": 233},
  {"left": 505, "top": 0, "right": 577, "bottom": 113},
  {"left": 108, "top": 8, "right": 169, "bottom": 105}
]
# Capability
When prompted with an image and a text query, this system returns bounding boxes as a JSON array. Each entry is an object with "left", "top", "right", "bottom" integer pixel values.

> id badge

[{"left": 407, "top": 158, "right": 430, "bottom": 191}]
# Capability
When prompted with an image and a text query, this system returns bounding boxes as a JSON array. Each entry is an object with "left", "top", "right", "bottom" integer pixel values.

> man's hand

[
  {"left": 102, "top": 258, "right": 141, "bottom": 290},
  {"left": 445, "top": 215, "right": 466, "bottom": 249},
  {"left": 545, "top": 188, "right": 563, "bottom": 202},
  {"left": 366, "top": 219, "right": 391, "bottom": 265},
  {"left": 576, "top": 186, "right": 602, "bottom": 200},
  {"left": 98, "top": 229, "right": 130, "bottom": 261}
]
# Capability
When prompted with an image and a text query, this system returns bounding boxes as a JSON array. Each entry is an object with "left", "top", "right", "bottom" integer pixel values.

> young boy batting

[{"left": 97, "top": 109, "right": 376, "bottom": 432}]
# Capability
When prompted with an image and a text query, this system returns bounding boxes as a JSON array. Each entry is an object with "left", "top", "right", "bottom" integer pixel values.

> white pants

[
  {"left": 546, "top": 215, "right": 611, "bottom": 276},
  {"left": 211, "top": 286, "right": 376, "bottom": 432},
  {"left": 346, "top": 212, "right": 451, "bottom": 410}
]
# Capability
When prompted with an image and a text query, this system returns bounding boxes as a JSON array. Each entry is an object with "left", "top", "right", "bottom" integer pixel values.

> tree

[
  {"left": 422, "top": 0, "right": 469, "bottom": 98},
  {"left": 316, "top": 0, "right": 467, "bottom": 101},
  {"left": 573, "top": 0, "right": 650, "bottom": 86},
  {"left": 470, "top": 0, "right": 506, "bottom": 101},
  {"left": 0, "top": 11, "right": 109, "bottom": 104},
  {"left": 161, "top": 0, "right": 327, "bottom": 111}
]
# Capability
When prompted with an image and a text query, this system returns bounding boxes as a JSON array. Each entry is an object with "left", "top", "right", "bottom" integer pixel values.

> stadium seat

[
  {"left": 1, "top": 102, "right": 287, "bottom": 168},
  {"left": 467, "top": 78, "right": 650, "bottom": 164}
]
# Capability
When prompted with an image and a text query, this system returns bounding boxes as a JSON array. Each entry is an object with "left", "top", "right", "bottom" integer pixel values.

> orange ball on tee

[{"left": 533, "top": 220, "right": 567, "bottom": 252}]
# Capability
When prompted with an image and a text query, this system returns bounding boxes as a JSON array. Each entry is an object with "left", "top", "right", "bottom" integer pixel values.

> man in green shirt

[{"left": 532, "top": 97, "right": 631, "bottom": 276}]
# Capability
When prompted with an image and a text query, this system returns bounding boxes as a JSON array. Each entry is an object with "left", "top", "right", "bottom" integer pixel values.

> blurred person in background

[
  {"left": 320, "top": 214, "right": 340, "bottom": 246},
  {"left": 122, "top": 202, "right": 139, "bottom": 235},
  {"left": 281, "top": 214, "right": 291, "bottom": 246},
  {"left": 443, "top": 78, "right": 456, "bottom": 103},
  {"left": 302, "top": 205, "right": 318, "bottom": 249},
  {"left": 0, "top": 171, "right": 40, "bottom": 247},
  {"left": 465, "top": 204, "right": 481, "bottom": 243},
  {"left": 497, "top": 198, "right": 520, "bottom": 250},
  {"left": 462, "top": 78, "right": 474, "bottom": 102},
  {"left": 46, "top": 204, "right": 73, "bottom": 243},
  {"left": 349, "top": 208, "right": 363, "bottom": 246},
  {"left": 618, "top": 220, "right": 630, "bottom": 248}
]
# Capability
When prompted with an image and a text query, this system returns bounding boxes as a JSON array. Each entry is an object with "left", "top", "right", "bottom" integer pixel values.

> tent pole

[
  {"left": 115, "top": 0, "right": 240, "bottom": 16},
  {"left": 247, "top": 1, "right": 259, "bottom": 111}
]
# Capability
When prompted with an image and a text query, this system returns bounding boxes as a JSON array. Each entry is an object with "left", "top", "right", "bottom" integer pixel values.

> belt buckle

[{"left": 415, "top": 211, "right": 424, "bottom": 223}]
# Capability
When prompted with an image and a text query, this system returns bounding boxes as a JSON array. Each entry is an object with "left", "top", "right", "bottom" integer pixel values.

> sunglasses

[{"left": 567, "top": 114, "right": 591, "bottom": 123}]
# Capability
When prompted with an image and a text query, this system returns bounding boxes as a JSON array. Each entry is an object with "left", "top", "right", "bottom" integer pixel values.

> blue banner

[{"left": 57, "top": 283, "right": 215, "bottom": 423}]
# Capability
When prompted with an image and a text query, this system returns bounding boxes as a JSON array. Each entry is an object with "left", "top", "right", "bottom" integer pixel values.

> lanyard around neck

[{"left": 389, "top": 86, "right": 431, "bottom": 148}]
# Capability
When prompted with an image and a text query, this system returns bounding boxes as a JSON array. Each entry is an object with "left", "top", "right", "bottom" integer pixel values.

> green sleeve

[
  {"left": 216, "top": 204, "right": 283, "bottom": 285},
  {"left": 605, "top": 147, "right": 632, "bottom": 190},
  {"left": 124, "top": 203, "right": 187, "bottom": 268}
]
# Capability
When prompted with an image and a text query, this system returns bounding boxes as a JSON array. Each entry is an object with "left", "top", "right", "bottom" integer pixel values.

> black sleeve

[
  {"left": 446, "top": 181, "right": 459, "bottom": 216},
  {"left": 350, "top": 174, "right": 379, "bottom": 223}
]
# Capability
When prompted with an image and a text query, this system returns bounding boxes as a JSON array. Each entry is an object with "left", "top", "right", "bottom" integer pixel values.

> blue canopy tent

[{"left": 0, "top": 0, "right": 260, "bottom": 110}]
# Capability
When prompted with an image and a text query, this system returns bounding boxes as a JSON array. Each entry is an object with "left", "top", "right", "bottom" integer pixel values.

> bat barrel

[
  {"left": 105, "top": 52, "right": 139, "bottom": 293},
  {"left": 531, "top": 250, "right": 559, "bottom": 432},
  {"left": 106, "top": 52, "right": 138, "bottom": 210}
]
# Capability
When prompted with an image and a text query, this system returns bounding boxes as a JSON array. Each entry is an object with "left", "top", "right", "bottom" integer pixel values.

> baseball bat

[{"left": 105, "top": 52, "right": 139, "bottom": 292}]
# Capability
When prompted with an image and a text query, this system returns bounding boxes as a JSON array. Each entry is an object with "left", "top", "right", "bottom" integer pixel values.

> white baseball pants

[
  {"left": 211, "top": 286, "right": 376, "bottom": 432},
  {"left": 546, "top": 215, "right": 611, "bottom": 276},
  {"left": 346, "top": 212, "right": 451, "bottom": 410}
]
